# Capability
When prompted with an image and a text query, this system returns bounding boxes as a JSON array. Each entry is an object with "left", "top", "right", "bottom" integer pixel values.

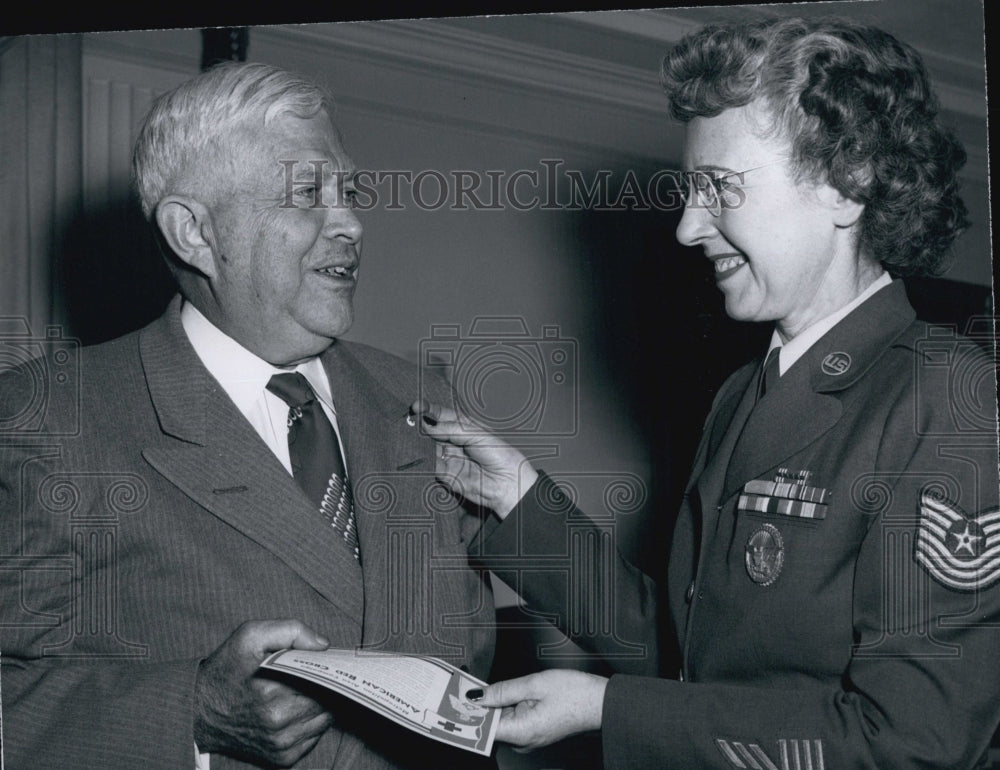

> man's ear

[
  {"left": 817, "top": 183, "right": 865, "bottom": 229},
  {"left": 155, "top": 196, "right": 219, "bottom": 278}
]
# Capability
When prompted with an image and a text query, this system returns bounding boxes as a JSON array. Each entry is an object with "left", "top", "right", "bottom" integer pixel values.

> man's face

[{"left": 204, "top": 111, "right": 362, "bottom": 365}]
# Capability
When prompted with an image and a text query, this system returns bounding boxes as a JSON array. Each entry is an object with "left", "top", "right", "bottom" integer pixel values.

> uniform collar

[
  {"left": 799, "top": 278, "right": 916, "bottom": 393},
  {"left": 715, "top": 278, "right": 916, "bottom": 503},
  {"left": 767, "top": 272, "right": 892, "bottom": 376}
]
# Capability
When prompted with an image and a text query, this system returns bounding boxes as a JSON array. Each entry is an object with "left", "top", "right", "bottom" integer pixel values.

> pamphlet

[{"left": 260, "top": 648, "right": 500, "bottom": 756}]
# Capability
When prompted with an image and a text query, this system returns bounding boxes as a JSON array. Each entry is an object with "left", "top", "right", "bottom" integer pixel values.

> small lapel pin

[{"left": 821, "top": 352, "right": 852, "bottom": 376}]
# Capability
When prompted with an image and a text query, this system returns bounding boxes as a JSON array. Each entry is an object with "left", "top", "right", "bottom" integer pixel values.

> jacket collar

[
  {"left": 710, "top": 279, "right": 916, "bottom": 503},
  {"left": 805, "top": 279, "right": 916, "bottom": 393},
  {"left": 138, "top": 297, "right": 368, "bottom": 624}
]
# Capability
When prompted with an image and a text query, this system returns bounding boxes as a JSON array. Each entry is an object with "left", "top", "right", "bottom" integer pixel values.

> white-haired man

[{"left": 0, "top": 63, "right": 495, "bottom": 770}]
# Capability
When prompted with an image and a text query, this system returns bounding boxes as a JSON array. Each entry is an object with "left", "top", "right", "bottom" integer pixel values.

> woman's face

[{"left": 676, "top": 102, "right": 864, "bottom": 340}]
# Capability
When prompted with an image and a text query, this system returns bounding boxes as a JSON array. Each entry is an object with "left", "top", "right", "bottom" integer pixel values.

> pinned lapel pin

[{"left": 821, "top": 352, "right": 851, "bottom": 375}]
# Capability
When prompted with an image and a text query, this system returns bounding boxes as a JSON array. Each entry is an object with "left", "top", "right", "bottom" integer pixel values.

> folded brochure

[{"left": 260, "top": 648, "right": 500, "bottom": 756}]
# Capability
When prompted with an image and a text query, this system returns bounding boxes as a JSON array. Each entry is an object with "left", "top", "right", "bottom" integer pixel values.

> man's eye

[{"left": 293, "top": 185, "right": 317, "bottom": 198}]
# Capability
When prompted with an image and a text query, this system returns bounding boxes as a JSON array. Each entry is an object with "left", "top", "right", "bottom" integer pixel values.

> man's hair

[
  {"left": 660, "top": 17, "right": 968, "bottom": 276},
  {"left": 132, "top": 62, "right": 334, "bottom": 220}
]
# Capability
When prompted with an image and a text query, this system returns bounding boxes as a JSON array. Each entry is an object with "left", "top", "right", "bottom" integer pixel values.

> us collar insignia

[
  {"left": 746, "top": 523, "right": 784, "bottom": 586},
  {"left": 739, "top": 468, "right": 830, "bottom": 520},
  {"left": 821, "top": 351, "right": 852, "bottom": 376}
]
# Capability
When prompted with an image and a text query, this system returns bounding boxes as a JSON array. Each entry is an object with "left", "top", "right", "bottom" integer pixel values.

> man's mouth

[{"left": 315, "top": 265, "right": 355, "bottom": 279}]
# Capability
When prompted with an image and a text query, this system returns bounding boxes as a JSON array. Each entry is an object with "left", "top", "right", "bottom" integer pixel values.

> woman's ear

[
  {"left": 155, "top": 196, "right": 219, "bottom": 279},
  {"left": 817, "top": 183, "right": 865, "bottom": 229}
]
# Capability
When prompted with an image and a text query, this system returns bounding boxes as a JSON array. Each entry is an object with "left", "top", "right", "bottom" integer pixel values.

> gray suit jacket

[{"left": 0, "top": 297, "right": 495, "bottom": 769}]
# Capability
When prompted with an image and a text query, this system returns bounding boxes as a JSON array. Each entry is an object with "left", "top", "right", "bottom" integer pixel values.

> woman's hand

[
  {"left": 465, "top": 670, "right": 608, "bottom": 751},
  {"left": 409, "top": 400, "right": 538, "bottom": 518}
]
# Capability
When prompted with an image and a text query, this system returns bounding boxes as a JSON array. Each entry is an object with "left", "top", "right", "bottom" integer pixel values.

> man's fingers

[
  {"left": 261, "top": 710, "right": 334, "bottom": 767},
  {"left": 287, "top": 623, "right": 331, "bottom": 652},
  {"left": 253, "top": 688, "right": 331, "bottom": 733},
  {"left": 235, "top": 619, "right": 330, "bottom": 660}
]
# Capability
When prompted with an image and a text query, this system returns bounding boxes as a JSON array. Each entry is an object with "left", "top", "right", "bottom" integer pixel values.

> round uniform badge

[
  {"left": 745, "top": 523, "right": 785, "bottom": 586},
  {"left": 821, "top": 352, "right": 852, "bottom": 376}
]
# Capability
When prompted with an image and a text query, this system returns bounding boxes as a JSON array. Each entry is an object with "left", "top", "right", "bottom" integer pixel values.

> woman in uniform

[{"left": 414, "top": 16, "right": 1000, "bottom": 770}]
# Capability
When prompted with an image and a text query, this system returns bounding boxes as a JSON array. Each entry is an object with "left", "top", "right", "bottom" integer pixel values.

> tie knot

[{"left": 266, "top": 372, "right": 317, "bottom": 409}]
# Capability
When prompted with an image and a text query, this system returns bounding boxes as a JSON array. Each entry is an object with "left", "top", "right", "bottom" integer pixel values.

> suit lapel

[
  {"left": 137, "top": 300, "right": 365, "bottom": 625},
  {"left": 319, "top": 342, "right": 432, "bottom": 645}
]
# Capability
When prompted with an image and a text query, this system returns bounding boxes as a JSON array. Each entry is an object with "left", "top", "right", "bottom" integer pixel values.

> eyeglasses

[{"left": 677, "top": 157, "right": 791, "bottom": 217}]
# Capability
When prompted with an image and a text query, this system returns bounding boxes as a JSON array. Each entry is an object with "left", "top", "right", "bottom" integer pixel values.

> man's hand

[
  {"left": 409, "top": 400, "right": 538, "bottom": 518},
  {"left": 465, "top": 670, "right": 608, "bottom": 751},
  {"left": 194, "top": 619, "right": 334, "bottom": 767}
]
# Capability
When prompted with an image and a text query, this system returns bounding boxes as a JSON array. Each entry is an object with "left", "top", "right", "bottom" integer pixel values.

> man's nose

[{"left": 325, "top": 203, "right": 363, "bottom": 243}]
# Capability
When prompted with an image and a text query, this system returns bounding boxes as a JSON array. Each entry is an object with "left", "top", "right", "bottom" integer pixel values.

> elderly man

[{"left": 0, "top": 63, "right": 494, "bottom": 769}]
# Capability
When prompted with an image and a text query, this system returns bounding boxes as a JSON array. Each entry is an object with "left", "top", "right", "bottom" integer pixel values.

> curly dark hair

[{"left": 660, "top": 17, "right": 968, "bottom": 276}]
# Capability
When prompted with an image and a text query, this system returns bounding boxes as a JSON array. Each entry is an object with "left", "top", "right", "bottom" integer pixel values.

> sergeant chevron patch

[
  {"left": 715, "top": 738, "right": 825, "bottom": 770},
  {"left": 915, "top": 493, "right": 1000, "bottom": 591}
]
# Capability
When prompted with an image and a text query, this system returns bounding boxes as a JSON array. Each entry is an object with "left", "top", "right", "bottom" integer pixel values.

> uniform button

[{"left": 685, "top": 581, "right": 695, "bottom": 602}]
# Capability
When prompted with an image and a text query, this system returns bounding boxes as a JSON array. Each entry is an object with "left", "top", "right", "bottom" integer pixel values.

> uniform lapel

[
  {"left": 721, "top": 280, "right": 916, "bottom": 503},
  {"left": 722, "top": 362, "right": 841, "bottom": 501},
  {"left": 694, "top": 363, "right": 759, "bottom": 528},
  {"left": 137, "top": 300, "right": 365, "bottom": 626}
]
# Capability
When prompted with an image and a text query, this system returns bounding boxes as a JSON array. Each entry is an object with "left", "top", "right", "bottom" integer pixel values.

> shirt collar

[
  {"left": 767, "top": 271, "right": 892, "bottom": 376},
  {"left": 180, "top": 301, "right": 335, "bottom": 415}
]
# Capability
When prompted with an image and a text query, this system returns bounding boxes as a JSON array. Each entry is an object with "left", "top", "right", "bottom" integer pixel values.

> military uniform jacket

[
  {"left": 0, "top": 298, "right": 495, "bottom": 770},
  {"left": 476, "top": 281, "right": 1000, "bottom": 769}
]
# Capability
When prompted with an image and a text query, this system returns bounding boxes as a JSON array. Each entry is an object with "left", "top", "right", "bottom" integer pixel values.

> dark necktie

[
  {"left": 266, "top": 372, "right": 360, "bottom": 561},
  {"left": 756, "top": 347, "right": 781, "bottom": 404}
]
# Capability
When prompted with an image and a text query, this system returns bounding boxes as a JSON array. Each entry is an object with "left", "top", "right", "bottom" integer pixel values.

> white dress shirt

[
  {"left": 179, "top": 301, "right": 348, "bottom": 770},
  {"left": 180, "top": 301, "right": 348, "bottom": 474}
]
